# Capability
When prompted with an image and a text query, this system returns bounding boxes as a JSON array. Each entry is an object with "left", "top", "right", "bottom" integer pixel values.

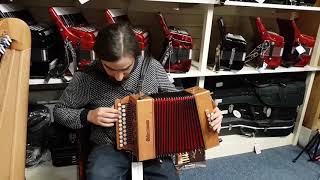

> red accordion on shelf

[
  {"left": 158, "top": 13, "right": 193, "bottom": 73},
  {"left": 115, "top": 87, "right": 219, "bottom": 161},
  {"left": 277, "top": 19, "right": 315, "bottom": 67},
  {"left": 48, "top": 7, "right": 98, "bottom": 69},
  {"left": 104, "top": 9, "right": 150, "bottom": 56},
  {"left": 256, "top": 17, "right": 284, "bottom": 69}
]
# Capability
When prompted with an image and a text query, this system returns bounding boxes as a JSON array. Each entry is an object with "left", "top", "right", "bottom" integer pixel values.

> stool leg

[{"left": 293, "top": 132, "right": 319, "bottom": 163}]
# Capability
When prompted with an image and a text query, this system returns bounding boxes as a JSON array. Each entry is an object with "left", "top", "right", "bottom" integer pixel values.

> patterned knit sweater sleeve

[{"left": 53, "top": 72, "right": 91, "bottom": 129}]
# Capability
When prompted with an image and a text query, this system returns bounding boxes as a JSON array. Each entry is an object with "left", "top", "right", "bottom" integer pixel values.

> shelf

[
  {"left": 170, "top": 62, "right": 320, "bottom": 79},
  {"left": 29, "top": 77, "right": 71, "bottom": 91},
  {"left": 204, "top": 65, "right": 320, "bottom": 76},
  {"left": 145, "top": 0, "right": 219, "bottom": 4},
  {"left": 205, "top": 133, "right": 294, "bottom": 159},
  {"left": 222, "top": 1, "right": 320, "bottom": 11}
]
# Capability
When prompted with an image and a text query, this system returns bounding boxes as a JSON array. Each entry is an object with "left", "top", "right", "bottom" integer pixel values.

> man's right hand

[{"left": 87, "top": 107, "right": 120, "bottom": 127}]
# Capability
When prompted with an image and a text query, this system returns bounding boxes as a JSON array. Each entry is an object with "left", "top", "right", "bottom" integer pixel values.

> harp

[{"left": 0, "top": 18, "right": 31, "bottom": 180}]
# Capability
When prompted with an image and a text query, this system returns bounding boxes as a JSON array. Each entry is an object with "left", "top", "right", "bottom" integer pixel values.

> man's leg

[
  {"left": 86, "top": 144, "right": 130, "bottom": 180},
  {"left": 143, "top": 157, "right": 180, "bottom": 180}
]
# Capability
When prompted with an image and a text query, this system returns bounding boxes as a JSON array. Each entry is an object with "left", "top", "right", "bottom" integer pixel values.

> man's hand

[
  {"left": 205, "top": 107, "right": 223, "bottom": 134},
  {"left": 87, "top": 106, "right": 120, "bottom": 127}
]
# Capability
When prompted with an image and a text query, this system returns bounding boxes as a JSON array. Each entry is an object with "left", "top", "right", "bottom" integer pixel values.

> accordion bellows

[{"left": 115, "top": 87, "right": 219, "bottom": 161}]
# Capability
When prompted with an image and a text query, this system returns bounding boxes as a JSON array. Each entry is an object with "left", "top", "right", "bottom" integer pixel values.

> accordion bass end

[{"left": 115, "top": 87, "right": 219, "bottom": 161}]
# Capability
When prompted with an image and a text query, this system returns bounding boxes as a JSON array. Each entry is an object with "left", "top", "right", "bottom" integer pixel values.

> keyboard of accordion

[{"left": 115, "top": 87, "right": 219, "bottom": 161}]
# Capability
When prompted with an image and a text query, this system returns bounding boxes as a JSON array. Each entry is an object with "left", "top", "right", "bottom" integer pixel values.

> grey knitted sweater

[{"left": 53, "top": 56, "right": 177, "bottom": 145}]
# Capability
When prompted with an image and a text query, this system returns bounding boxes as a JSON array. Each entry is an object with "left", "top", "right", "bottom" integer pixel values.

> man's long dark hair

[{"left": 93, "top": 23, "right": 140, "bottom": 62}]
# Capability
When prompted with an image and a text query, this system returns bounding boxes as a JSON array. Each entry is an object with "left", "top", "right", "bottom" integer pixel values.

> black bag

[
  {"left": 208, "top": 75, "right": 305, "bottom": 137},
  {"left": 26, "top": 104, "right": 51, "bottom": 167}
]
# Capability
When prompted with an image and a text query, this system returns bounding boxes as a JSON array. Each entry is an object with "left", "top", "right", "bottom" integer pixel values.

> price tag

[
  {"left": 296, "top": 45, "right": 306, "bottom": 55},
  {"left": 167, "top": 73, "right": 175, "bottom": 83},
  {"left": 132, "top": 162, "right": 143, "bottom": 180},
  {"left": 216, "top": 82, "right": 223, "bottom": 88}
]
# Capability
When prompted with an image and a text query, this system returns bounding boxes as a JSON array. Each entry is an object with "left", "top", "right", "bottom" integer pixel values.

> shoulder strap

[{"left": 136, "top": 56, "right": 151, "bottom": 93}]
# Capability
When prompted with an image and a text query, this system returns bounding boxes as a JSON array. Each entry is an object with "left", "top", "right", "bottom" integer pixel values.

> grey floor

[
  {"left": 180, "top": 145, "right": 320, "bottom": 180},
  {"left": 26, "top": 145, "right": 320, "bottom": 180}
]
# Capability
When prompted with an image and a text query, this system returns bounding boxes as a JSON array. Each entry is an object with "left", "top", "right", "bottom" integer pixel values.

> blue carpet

[{"left": 180, "top": 145, "right": 320, "bottom": 180}]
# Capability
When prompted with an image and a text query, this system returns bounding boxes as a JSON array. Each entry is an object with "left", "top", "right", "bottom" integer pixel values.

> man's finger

[
  {"left": 99, "top": 117, "right": 118, "bottom": 123},
  {"left": 212, "top": 123, "right": 221, "bottom": 132},
  {"left": 99, "top": 107, "right": 119, "bottom": 114},
  {"left": 99, "top": 121, "right": 115, "bottom": 127}
]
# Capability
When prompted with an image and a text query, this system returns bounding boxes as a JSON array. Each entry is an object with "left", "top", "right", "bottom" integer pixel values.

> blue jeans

[{"left": 86, "top": 144, "right": 180, "bottom": 180}]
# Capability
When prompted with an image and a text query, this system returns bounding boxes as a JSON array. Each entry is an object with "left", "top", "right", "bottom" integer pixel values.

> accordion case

[
  {"left": 277, "top": 18, "right": 315, "bottom": 67},
  {"left": 49, "top": 7, "right": 98, "bottom": 68},
  {"left": 256, "top": 17, "right": 284, "bottom": 69},
  {"left": 49, "top": 123, "right": 78, "bottom": 167},
  {"left": 217, "top": 18, "right": 247, "bottom": 70},
  {"left": 0, "top": 4, "right": 60, "bottom": 76},
  {"left": 207, "top": 75, "right": 305, "bottom": 137},
  {"left": 158, "top": 13, "right": 193, "bottom": 73},
  {"left": 115, "top": 87, "right": 219, "bottom": 161},
  {"left": 104, "top": 9, "right": 150, "bottom": 55}
]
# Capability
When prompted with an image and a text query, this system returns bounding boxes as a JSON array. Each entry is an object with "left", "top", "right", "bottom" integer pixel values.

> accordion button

[
  {"left": 124, "top": 142, "right": 127, "bottom": 145},
  {"left": 122, "top": 109, "right": 126, "bottom": 113},
  {"left": 119, "top": 131, "right": 123, "bottom": 135},
  {"left": 123, "top": 117, "right": 126, "bottom": 121},
  {"left": 123, "top": 129, "right": 127, "bottom": 133},
  {"left": 122, "top": 113, "right": 126, "bottom": 117},
  {"left": 123, "top": 134, "right": 127, "bottom": 137},
  {"left": 119, "top": 124, "right": 122, "bottom": 127},
  {"left": 117, "top": 103, "right": 121, "bottom": 107},
  {"left": 119, "top": 127, "right": 123, "bottom": 131},
  {"left": 118, "top": 107, "right": 121, "bottom": 111},
  {"left": 123, "top": 125, "right": 127, "bottom": 129},
  {"left": 124, "top": 137, "right": 127, "bottom": 141},
  {"left": 120, "top": 144, "right": 123, "bottom": 147},
  {"left": 120, "top": 136, "right": 123, "bottom": 140},
  {"left": 122, "top": 105, "right": 126, "bottom": 108},
  {"left": 119, "top": 120, "right": 122, "bottom": 123},
  {"left": 120, "top": 140, "right": 123, "bottom": 143},
  {"left": 123, "top": 121, "right": 126, "bottom": 125}
]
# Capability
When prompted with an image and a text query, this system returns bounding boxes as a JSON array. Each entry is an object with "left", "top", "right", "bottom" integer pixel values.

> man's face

[{"left": 100, "top": 55, "right": 135, "bottom": 83}]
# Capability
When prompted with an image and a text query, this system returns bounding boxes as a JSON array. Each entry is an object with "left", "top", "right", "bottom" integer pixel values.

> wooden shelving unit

[{"left": 22, "top": 0, "right": 320, "bottom": 166}]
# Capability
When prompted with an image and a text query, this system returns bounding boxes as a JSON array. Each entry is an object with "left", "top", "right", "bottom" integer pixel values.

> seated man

[{"left": 53, "top": 23, "right": 223, "bottom": 180}]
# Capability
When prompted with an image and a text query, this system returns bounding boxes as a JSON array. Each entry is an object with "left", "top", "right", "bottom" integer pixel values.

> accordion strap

[{"left": 136, "top": 56, "right": 151, "bottom": 93}]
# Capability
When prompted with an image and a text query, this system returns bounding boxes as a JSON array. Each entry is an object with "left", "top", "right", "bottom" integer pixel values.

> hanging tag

[
  {"left": 295, "top": 45, "right": 306, "bottom": 55},
  {"left": 254, "top": 143, "right": 262, "bottom": 154},
  {"left": 79, "top": 0, "right": 91, "bottom": 4},
  {"left": 253, "top": 134, "right": 262, "bottom": 154},
  {"left": 258, "top": 62, "right": 268, "bottom": 72},
  {"left": 167, "top": 73, "right": 175, "bottom": 83},
  {"left": 132, "top": 162, "right": 143, "bottom": 180}
]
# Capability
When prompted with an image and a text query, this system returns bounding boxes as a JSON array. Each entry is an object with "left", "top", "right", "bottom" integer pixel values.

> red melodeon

[
  {"left": 104, "top": 9, "right": 150, "bottom": 56},
  {"left": 115, "top": 87, "right": 219, "bottom": 161},
  {"left": 48, "top": 7, "right": 98, "bottom": 68},
  {"left": 157, "top": 13, "right": 193, "bottom": 73},
  {"left": 277, "top": 18, "right": 315, "bottom": 67},
  {"left": 256, "top": 17, "right": 284, "bottom": 69}
]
